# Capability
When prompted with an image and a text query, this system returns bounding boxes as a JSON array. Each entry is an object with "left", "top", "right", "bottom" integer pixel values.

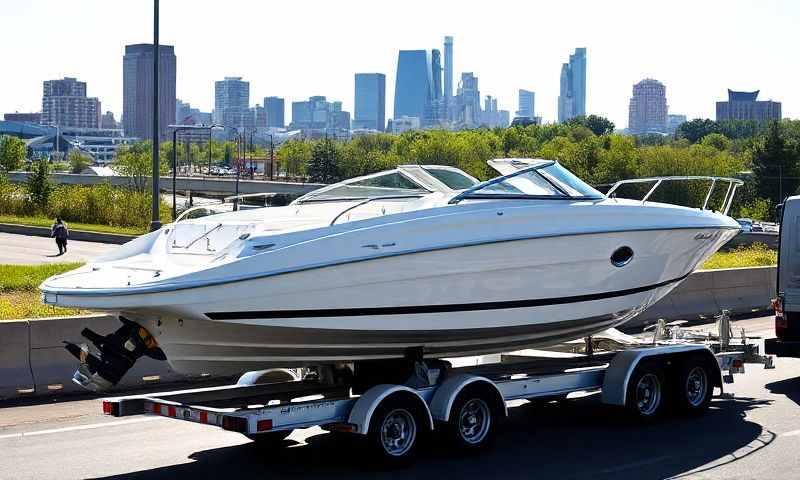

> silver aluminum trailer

[{"left": 100, "top": 318, "right": 771, "bottom": 467}]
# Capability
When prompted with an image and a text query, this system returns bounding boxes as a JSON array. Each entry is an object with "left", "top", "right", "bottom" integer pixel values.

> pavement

[
  {"left": 1, "top": 316, "right": 799, "bottom": 479},
  {"left": 0, "top": 232, "right": 116, "bottom": 265}
]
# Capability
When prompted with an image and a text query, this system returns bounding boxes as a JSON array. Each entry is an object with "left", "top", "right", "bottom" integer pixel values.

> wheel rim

[
  {"left": 458, "top": 398, "right": 491, "bottom": 445},
  {"left": 685, "top": 366, "right": 708, "bottom": 407},
  {"left": 380, "top": 408, "right": 417, "bottom": 457},
  {"left": 635, "top": 373, "right": 662, "bottom": 416}
]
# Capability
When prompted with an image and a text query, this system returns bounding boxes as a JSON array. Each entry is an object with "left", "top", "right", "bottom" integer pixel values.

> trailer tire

[
  {"left": 246, "top": 430, "right": 292, "bottom": 448},
  {"left": 443, "top": 384, "right": 500, "bottom": 454},
  {"left": 674, "top": 357, "right": 714, "bottom": 414},
  {"left": 366, "top": 394, "right": 427, "bottom": 468},
  {"left": 625, "top": 362, "right": 666, "bottom": 421}
]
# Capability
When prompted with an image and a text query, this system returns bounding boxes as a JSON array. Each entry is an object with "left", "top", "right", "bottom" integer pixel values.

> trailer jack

[{"left": 64, "top": 317, "right": 166, "bottom": 392}]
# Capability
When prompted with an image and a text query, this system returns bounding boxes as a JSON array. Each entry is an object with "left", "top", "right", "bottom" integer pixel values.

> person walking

[{"left": 51, "top": 217, "right": 69, "bottom": 255}]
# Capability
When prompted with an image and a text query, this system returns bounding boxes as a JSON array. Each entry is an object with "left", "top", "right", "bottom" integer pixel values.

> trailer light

[
  {"left": 256, "top": 419, "right": 273, "bottom": 432},
  {"left": 733, "top": 359, "right": 744, "bottom": 369},
  {"left": 222, "top": 416, "right": 248, "bottom": 433},
  {"left": 152, "top": 403, "right": 162, "bottom": 415},
  {"left": 102, "top": 401, "right": 118, "bottom": 416},
  {"left": 167, "top": 406, "right": 177, "bottom": 417},
  {"left": 199, "top": 411, "right": 208, "bottom": 424},
  {"left": 327, "top": 423, "right": 357, "bottom": 433}
]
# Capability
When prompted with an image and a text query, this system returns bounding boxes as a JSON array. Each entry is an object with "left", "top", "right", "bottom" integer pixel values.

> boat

[{"left": 40, "top": 159, "right": 742, "bottom": 391}]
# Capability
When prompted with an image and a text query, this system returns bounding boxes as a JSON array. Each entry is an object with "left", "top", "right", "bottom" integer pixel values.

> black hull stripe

[{"left": 205, "top": 272, "right": 689, "bottom": 320}]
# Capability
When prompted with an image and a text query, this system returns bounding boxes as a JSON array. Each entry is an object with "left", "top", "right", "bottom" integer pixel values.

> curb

[{"left": 0, "top": 223, "right": 136, "bottom": 245}]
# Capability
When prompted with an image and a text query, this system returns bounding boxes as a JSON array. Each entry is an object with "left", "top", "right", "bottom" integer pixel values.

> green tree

[
  {"left": 113, "top": 141, "right": 169, "bottom": 193},
  {"left": 277, "top": 140, "right": 312, "bottom": 178},
  {"left": 699, "top": 133, "right": 732, "bottom": 151},
  {"left": 676, "top": 119, "right": 718, "bottom": 143},
  {"left": 0, "top": 135, "right": 27, "bottom": 171},
  {"left": 307, "top": 138, "right": 341, "bottom": 183},
  {"left": 751, "top": 121, "right": 800, "bottom": 206},
  {"left": 27, "top": 159, "right": 52, "bottom": 212},
  {"left": 565, "top": 115, "right": 615, "bottom": 136},
  {"left": 68, "top": 150, "right": 92, "bottom": 173}
]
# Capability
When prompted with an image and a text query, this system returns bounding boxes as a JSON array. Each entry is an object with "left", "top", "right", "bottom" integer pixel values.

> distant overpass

[{"left": 7, "top": 172, "right": 325, "bottom": 197}]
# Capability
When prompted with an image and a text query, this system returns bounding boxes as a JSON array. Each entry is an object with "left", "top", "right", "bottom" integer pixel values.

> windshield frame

[{"left": 448, "top": 161, "right": 605, "bottom": 204}]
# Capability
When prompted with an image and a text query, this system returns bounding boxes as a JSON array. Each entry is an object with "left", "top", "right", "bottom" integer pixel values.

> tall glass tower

[
  {"left": 354, "top": 73, "right": 386, "bottom": 131},
  {"left": 557, "top": 47, "right": 587, "bottom": 123},
  {"left": 393, "top": 50, "right": 432, "bottom": 125}
]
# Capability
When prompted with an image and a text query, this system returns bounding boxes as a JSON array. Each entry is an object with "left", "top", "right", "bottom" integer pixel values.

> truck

[
  {"left": 101, "top": 314, "right": 771, "bottom": 467},
  {"left": 766, "top": 195, "right": 800, "bottom": 357}
]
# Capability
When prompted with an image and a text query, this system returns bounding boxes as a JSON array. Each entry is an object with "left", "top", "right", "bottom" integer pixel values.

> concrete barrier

[
  {"left": 0, "top": 320, "right": 34, "bottom": 400},
  {"left": 722, "top": 231, "right": 779, "bottom": 251},
  {"left": 0, "top": 223, "right": 135, "bottom": 245}
]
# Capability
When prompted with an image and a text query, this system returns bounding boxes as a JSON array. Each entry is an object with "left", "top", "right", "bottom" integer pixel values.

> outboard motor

[{"left": 64, "top": 317, "right": 166, "bottom": 391}]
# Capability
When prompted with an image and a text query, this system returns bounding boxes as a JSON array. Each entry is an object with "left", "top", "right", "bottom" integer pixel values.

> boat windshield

[
  {"left": 451, "top": 161, "right": 604, "bottom": 202},
  {"left": 295, "top": 170, "right": 429, "bottom": 203},
  {"left": 421, "top": 167, "right": 479, "bottom": 190}
]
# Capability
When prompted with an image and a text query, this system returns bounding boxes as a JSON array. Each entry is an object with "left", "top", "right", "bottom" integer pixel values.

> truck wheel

[
  {"left": 367, "top": 395, "right": 426, "bottom": 467},
  {"left": 675, "top": 358, "right": 713, "bottom": 414},
  {"left": 246, "top": 430, "right": 292, "bottom": 448},
  {"left": 444, "top": 385, "right": 500, "bottom": 453},
  {"left": 625, "top": 363, "right": 666, "bottom": 420}
]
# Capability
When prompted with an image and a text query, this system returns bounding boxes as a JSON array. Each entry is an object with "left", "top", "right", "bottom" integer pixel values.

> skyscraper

[
  {"left": 354, "top": 73, "right": 386, "bottom": 131},
  {"left": 716, "top": 89, "right": 781, "bottom": 123},
  {"left": 444, "top": 36, "right": 453, "bottom": 104},
  {"left": 122, "top": 44, "right": 177, "bottom": 139},
  {"left": 517, "top": 89, "right": 535, "bottom": 119},
  {"left": 628, "top": 79, "right": 668, "bottom": 135},
  {"left": 214, "top": 77, "right": 250, "bottom": 131},
  {"left": 557, "top": 48, "right": 586, "bottom": 123},
  {"left": 264, "top": 97, "right": 285, "bottom": 128},
  {"left": 455, "top": 72, "right": 480, "bottom": 127},
  {"left": 41, "top": 77, "right": 101, "bottom": 129},
  {"left": 394, "top": 50, "right": 432, "bottom": 125}
]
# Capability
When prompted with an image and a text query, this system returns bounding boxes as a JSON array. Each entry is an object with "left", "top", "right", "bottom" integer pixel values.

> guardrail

[{"left": 0, "top": 266, "right": 777, "bottom": 400}]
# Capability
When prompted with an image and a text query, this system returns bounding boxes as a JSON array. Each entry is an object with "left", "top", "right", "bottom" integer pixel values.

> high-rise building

[
  {"left": 517, "top": 89, "right": 535, "bottom": 119},
  {"left": 481, "top": 95, "right": 509, "bottom": 128},
  {"left": 716, "top": 89, "right": 781, "bottom": 123},
  {"left": 354, "top": 73, "right": 386, "bottom": 131},
  {"left": 455, "top": 72, "right": 481, "bottom": 128},
  {"left": 100, "top": 111, "right": 118, "bottom": 129},
  {"left": 667, "top": 114, "right": 687, "bottom": 133},
  {"left": 394, "top": 50, "right": 433, "bottom": 126},
  {"left": 4, "top": 112, "right": 41, "bottom": 123},
  {"left": 628, "top": 79, "right": 668, "bottom": 135},
  {"left": 290, "top": 96, "right": 350, "bottom": 135},
  {"left": 557, "top": 48, "right": 586, "bottom": 123},
  {"left": 176, "top": 99, "right": 211, "bottom": 126},
  {"left": 122, "top": 44, "right": 176, "bottom": 140},
  {"left": 264, "top": 97, "right": 285, "bottom": 128},
  {"left": 214, "top": 77, "right": 251, "bottom": 131},
  {"left": 442, "top": 36, "right": 453, "bottom": 120},
  {"left": 41, "top": 77, "right": 101, "bottom": 129}
]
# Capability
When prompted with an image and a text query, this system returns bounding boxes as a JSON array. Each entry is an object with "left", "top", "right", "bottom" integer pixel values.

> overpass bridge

[{"left": 7, "top": 172, "right": 325, "bottom": 197}]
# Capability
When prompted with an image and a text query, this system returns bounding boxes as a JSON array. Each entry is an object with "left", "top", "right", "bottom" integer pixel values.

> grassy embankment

[
  {"left": 0, "top": 263, "right": 88, "bottom": 320},
  {"left": 0, "top": 214, "right": 143, "bottom": 236},
  {"left": 0, "top": 244, "right": 778, "bottom": 320}
]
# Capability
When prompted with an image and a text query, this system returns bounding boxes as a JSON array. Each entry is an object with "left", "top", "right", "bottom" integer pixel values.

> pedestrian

[{"left": 51, "top": 217, "right": 69, "bottom": 255}]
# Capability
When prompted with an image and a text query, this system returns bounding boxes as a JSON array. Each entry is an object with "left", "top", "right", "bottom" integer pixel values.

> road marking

[
  {"left": 0, "top": 416, "right": 166, "bottom": 440},
  {"left": 781, "top": 429, "right": 800, "bottom": 437}
]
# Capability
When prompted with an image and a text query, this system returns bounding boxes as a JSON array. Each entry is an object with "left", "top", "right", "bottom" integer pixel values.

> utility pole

[{"left": 149, "top": 0, "right": 161, "bottom": 231}]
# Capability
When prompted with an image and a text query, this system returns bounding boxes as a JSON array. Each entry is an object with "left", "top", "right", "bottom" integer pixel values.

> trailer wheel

[
  {"left": 246, "top": 430, "right": 292, "bottom": 448},
  {"left": 367, "top": 395, "right": 427, "bottom": 467},
  {"left": 675, "top": 358, "right": 713, "bottom": 414},
  {"left": 444, "top": 385, "right": 499, "bottom": 453},
  {"left": 625, "top": 363, "right": 666, "bottom": 420}
]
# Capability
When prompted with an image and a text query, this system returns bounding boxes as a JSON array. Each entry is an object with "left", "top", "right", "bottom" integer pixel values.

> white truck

[
  {"left": 767, "top": 195, "right": 800, "bottom": 357},
  {"left": 101, "top": 315, "right": 771, "bottom": 467}
]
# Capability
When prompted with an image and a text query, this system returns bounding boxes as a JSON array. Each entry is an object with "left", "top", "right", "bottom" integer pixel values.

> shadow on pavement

[
  {"left": 93, "top": 394, "right": 773, "bottom": 480},
  {"left": 765, "top": 376, "right": 800, "bottom": 406}
]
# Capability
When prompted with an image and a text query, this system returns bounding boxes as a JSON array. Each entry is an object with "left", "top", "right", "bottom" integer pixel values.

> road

[
  {"left": 1, "top": 316, "right": 799, "bottom": 480},
  {"left": 0, "top": 232, "right": 116, "bottom": 265}
]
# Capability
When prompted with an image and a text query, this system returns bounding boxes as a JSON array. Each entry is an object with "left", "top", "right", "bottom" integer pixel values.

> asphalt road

[
  {"left": 0, "top": 232, "right": 116, "bottom": 265},
  {"left": 1, "top": 316, "right": 799, "bottom": 480}
]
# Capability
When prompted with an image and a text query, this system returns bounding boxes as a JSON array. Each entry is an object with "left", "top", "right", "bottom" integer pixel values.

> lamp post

[
  {"left": 149, "top": 0, "right": 161, "bottom": 231},
  {"left": 168, "top": 124, "right": 223, "bottom": 220}
]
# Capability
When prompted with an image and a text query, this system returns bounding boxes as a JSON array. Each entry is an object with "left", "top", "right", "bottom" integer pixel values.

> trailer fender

[
  {"left": 347, "top": 384, "right": 433, "bottom": 435},
  {"left": 602, "top": 345, "right": 720, "bottom": 406},
  {"left": 236, "top": 368, "right": 301, "bottom": 386},
  {"left": 429, "top": 374, "right": 507, "bottom": 422}
]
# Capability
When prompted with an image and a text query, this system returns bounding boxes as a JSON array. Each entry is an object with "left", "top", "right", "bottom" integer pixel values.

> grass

[
  {"left": 0, "top": 262, "right": 88, "bottom": 320},
  {"left": 0, "top": 214, "right": 143, "bottom": 236},
  {"left": 702, "top": 243, "right": 777, "bottom": 270}
]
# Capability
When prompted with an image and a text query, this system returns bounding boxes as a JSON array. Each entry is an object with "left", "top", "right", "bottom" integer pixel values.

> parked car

[{"left": 737, "top": 218, "right": 753, "bottom": 232}]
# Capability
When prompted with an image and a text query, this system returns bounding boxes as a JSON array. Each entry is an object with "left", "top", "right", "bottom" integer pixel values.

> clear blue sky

[{"left": 2, "top": 0, "right": 797, "bottom": 127}]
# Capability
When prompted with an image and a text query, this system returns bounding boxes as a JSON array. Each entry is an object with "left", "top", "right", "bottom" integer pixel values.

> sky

[{"left": 2, "top": 0, "right": 798, "bottom": 128}]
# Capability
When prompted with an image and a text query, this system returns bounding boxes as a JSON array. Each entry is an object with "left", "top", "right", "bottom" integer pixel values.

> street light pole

[
  {"left": 172, "top": 129, "right": 177, "bottom": 220},
  {"left": 150, "top": 0, "right": 161, "bottom": 231}
]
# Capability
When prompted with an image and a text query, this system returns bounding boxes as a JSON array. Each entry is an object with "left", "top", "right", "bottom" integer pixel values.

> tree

[
  {"left": 307, "top": 138, "right": 341, "bottom": 183},
  {"left": 676, "top": 119, "right": 718, "bottom": 143},
  {"left": 699, "top": 133, "right": 732, "bottom": 151},
  {"left": 277, "top": 140, "right": 312, "bottom": 178},
  {"left": 113, "top": 141, "right": 169, "bottom": 193},
  {"left": 751, "top": 121, "right": 800, "bottom": 206},
  {"left": 0, "top": 135, "right": 26, "bottom": 171},
  {"left": 68, "top": 150, "right": 92, "bottom": 173},
  {"left": 565, "top": 115, "right": 615, "bottom": 136},
  {"left": 27, "top": 159, "right": 52, "bottom": 212}
]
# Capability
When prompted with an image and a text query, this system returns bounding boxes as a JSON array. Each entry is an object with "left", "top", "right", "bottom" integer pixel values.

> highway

[
  {"left": 1, "top": 316, "right": 799, "bottom": 479},
  {"left": 0, "top": 232, "right": 116, "bottom": 265}
]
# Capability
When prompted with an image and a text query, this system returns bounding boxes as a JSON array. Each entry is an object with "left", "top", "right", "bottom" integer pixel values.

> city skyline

[{"left": 2, "top": 0, "right": 798, "bottom": 127}]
